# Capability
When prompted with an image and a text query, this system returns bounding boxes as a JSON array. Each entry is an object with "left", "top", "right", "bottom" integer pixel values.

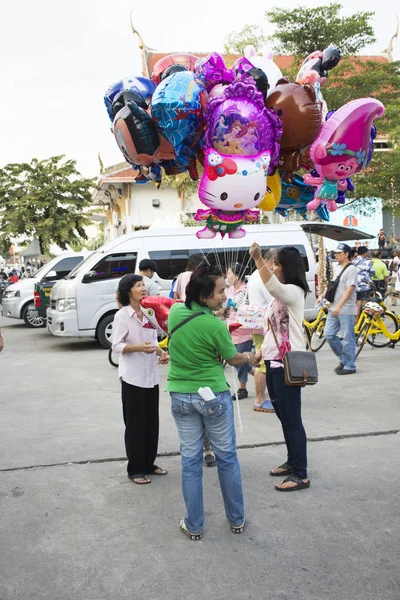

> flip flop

[
  {"left": 275, "top": 475, "right": 310, "bottom": 492},
  {"left": 151, "top": 465, "right": 168, "bottom": 475},
  {"left": 253, "top": 399, "right": 275, "bottom": 413},
  {"left": 128, "top": 474, "right": 151, "bottom": 485}
]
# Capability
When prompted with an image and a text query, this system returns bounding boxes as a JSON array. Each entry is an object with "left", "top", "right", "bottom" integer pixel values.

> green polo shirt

[
  {"left": 166, "top": 301, "right": 237, "bottom": 393},
  {"left": 371, "top": 258, "right": 388, "bottom": 281}
]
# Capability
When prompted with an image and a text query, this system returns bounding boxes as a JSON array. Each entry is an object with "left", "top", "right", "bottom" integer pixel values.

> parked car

[{"left": 2, "top": 253, "right": 86, "bottom": 327}]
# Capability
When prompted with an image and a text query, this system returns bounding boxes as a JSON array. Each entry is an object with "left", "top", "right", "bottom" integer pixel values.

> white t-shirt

[
  {"left": 174, "top": 271, "right": 192, "bottom": 301},
  {"left": 142, "top": 275, "right": 160, "bottom": 296},
  {"left": 247, "top": 270, "right": 273, "bottom": 307}
]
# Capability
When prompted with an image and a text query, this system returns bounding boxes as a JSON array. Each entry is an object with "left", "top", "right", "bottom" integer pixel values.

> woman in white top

[
  {"left": 111, "top": 274, "right": 169, "bottom": 485},
  {"left": 250, "top": 244, "right": 311, "bottom": 492}
]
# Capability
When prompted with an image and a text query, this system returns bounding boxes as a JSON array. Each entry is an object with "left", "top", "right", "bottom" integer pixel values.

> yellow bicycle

[
  {"left": 303, "top": 307, "right": 327, "bottom": 352},
  {"left": 355, "top": 302, "right": 400, "bottom": 357}
]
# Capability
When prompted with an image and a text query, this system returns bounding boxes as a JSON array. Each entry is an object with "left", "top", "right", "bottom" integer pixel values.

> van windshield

[{"left": 66, "top": 252, "right": 100, "bottom": 279}]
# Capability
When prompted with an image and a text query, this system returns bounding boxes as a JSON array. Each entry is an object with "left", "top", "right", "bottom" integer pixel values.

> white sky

[{"left": 1, "top": 0, "right": 398, "bottom": 178}]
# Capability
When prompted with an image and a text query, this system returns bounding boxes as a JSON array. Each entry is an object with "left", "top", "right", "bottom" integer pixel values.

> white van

[
  {"left": 1, "top": 253, "right": 86, "bottom": 327},
  {"left": 47, "top": 222, "right": 372, "bottom": 348}
]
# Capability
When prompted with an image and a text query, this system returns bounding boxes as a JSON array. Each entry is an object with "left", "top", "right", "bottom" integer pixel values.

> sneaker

[
  {"left": 232, "top": 389, "right": 248, "bottom": 401},
  {"left": 336, "top": 368, "right": 356, "bottom": 375},
  {"left": 334, "top": 363, "right": 344, "bottom": 373}
]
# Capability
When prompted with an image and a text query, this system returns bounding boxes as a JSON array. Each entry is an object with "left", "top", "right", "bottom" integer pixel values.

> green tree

[
  {"left": 162, "top": 169, "right": 202, "bottom": 207},
  {"left": 266, "top": 3, "right": 376, "bottom": 56},
  {"left": 0, "top": 156, "right": 96, "bottom": 254},
  {"left": 224, "top": 24, "right": 268, "bottom": 55}
]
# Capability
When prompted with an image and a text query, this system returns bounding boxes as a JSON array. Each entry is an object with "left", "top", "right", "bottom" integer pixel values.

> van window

[
  {"left": 149, "top": 246, "right": 308, "bottom": 279},
  {"left": 51, "top": 256, "right": 83, "bottom": 280},
  {"left": 89, "top": 253, "right": 137, "bottom": 281}
]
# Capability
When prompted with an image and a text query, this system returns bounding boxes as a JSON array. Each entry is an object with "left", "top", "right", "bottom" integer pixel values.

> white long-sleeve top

[
  {"left": 111, "top": 305, "right": 159, "bottom": 388},
  {"left": 261, "top": 275, "right": 305, "bottom": 366}
]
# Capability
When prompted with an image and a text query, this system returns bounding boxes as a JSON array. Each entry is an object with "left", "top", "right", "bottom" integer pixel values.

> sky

[{"left": 0, "top": 0, "right": 399, "bottom": 179}]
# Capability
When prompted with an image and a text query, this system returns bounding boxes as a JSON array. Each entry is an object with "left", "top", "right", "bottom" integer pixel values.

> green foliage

[
  {"left": 0, "top": 156, "right": 96, "bottom": 254},
  {"left": 162, "top": 167, "right": 202, "bottom": 200},
  {"left": 266, "top": 3, "right": 376, "bottom": 56},
  {"left": 224, "top": 24, "right": 268, "bottom": 55}
]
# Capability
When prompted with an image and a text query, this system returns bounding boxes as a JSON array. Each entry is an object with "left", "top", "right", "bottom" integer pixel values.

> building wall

[{"left": 382, "top": 207, "right": 400, "bottom": 242}]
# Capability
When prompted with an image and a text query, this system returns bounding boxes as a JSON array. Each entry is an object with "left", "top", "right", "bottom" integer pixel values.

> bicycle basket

[{"left": 364, "top": 302, "right": 384, "bottom": 316}]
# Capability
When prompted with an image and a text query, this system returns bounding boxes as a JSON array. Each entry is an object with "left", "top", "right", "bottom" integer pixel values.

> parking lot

[{"left": 1, "top": 316, "right": 400, "bottom": 600}]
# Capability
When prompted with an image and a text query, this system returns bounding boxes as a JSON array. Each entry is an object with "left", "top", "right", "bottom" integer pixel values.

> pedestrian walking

[
  {"left": 111, "top": 274, "right": 169, "bottom": 485},
  {"left": 352, "top": 246, "right": 375, "bottom": 321},
  {"left": 0, "top": 326, "right": 3, "bottom": 353},
  {"left": 250, "top": 244, "right": 311, "bottom": 492},
  {"left": 167, "top": 264, "right": 258, "bottom": 539},
  {"left": 323, "top": 243, "right": 358, "bottom": 375}
]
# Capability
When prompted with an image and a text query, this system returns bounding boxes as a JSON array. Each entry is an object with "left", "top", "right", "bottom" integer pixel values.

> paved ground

[{"left": 1, "top": 316, "right": 399, "bottom": 600}]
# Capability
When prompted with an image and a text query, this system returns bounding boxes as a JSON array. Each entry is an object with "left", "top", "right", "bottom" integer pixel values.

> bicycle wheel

[
  {"left": 303, "top": 324, "right": 311, "bottom": 350},
  {"left": 355, "top": 321, "right": 371, "bottom": 358},
  {"left": 367, "top": 311, "right": 399, "bottom": 348},
  {"left": 384, "top": 291, "right": 399, "bottom": 307},
  {"left": 309, "top": 320, "right": 326, "bottom": 352}
]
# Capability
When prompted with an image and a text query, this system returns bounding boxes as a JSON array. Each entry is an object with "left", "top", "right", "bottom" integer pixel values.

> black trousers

[
  {"left": 121, "top": 380, "right": 159, "bottom": 477},
  {"left": 266, "top": 364, "right": 308, "bottom": 479}
]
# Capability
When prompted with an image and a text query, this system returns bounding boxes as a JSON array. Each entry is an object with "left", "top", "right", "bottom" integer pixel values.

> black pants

[
  {"left": 266, "top": 364, "right": 308, "bottom": 479},
  {"left": 121, "top": 380, "right": 159, "bottom": 477}
]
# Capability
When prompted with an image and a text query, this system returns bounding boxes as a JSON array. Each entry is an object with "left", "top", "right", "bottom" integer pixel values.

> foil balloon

[
  {"left": 243, "top": 46, "right": 283, "bottom": 92},
  {"left": 194, "top": 52, "right": 234, "bottom": 91},
  {"left": 151, "top": 54, "right": 199, "bottom": 85},
  {"left": 140, "top": 296, "right": 178, "bottom": 335},
  {"left": 296, "top": 45, "right": 341, "bottom": 86},
  {"left": 113, "top": 102, "right": 175, "bottom": 167},
  {"left": 104, "top": 77, "right": 156, "bottom": 122},
  {"left": 204, "top": 79, "right": 282, "bottom": 171},
  {"left": 266, "top": 81, "right": 322, "bottom": 179},
  {"left": 304, "top": 98, "right": 385, "bottom": 212},
  {"left": 275, "top": 174, "right": 330, "bottom": 221},
  {"left": 194, "top": 148, "right": 270, "bottom": 239},
  {"left": 151, "top": 70, "right": 207, "bottom": 152},
  {"left": 258, "top": 172, "right": 282, "bottom": 211}
]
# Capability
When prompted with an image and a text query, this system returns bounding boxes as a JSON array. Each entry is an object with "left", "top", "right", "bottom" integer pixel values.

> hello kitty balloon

[{"left": 194, "top": 148, "right": 270, "bottom": 239}]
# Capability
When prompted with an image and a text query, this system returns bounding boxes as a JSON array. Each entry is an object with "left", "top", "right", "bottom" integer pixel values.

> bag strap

[
  {"left": 168, "top": 312, "right": 203, "bottom": 339},
  {"left": 334, "top": 262, "right": 351, "bottom": 283}
]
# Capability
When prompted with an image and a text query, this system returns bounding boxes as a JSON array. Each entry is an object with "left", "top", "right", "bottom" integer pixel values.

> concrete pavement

[{"left": 0, "top": 316, "right": 399, "bottom": 599}]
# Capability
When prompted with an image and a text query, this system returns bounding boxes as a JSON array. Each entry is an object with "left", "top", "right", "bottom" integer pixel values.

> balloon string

[{"left": 230, "top": 366, "right": 243, "bottom": 434}]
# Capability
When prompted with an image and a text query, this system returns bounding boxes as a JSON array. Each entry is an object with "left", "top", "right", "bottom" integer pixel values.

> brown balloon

[{"left": 266, "top": 81, "right": 322, "bottom": 176}]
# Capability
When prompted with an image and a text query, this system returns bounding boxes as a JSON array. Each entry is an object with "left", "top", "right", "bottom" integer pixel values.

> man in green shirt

[
  {"left": 371, "top": 250, "right": 389, "bottom": 294},
  {"left": 167, "top": 264, "right": 258, "bottom": 540}
]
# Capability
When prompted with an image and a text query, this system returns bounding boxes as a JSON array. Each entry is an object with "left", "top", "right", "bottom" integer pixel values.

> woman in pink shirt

[
  {"left": 111, "top": 274, "right": 169, "bottom": 485},
  {"left": 174, "top": 254, "right": 204, "bottom": 302},
  {"left": 226, "top": 264, "right": 255, "bottom": 400}
]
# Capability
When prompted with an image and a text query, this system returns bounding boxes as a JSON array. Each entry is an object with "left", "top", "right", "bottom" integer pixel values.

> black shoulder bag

[
  {"left": 168, "top": 312, "right": 203, "bottom": 340},
  {"left": 325, "top": 263, "right": 351, "bottom": 303}
]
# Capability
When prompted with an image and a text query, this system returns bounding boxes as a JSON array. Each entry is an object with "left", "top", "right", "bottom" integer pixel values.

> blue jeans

[
  {"left": 325, "top": 312, "right": 356, "bottom": 371},
  {"left": 234, "top": 340, "right": 253, "bottom": 383},
  {"left": 170, "top": 390, "right": 244, "bottom": 533},
  {"left": 266, "top": 365, "right": 307, "bottom": 479}
]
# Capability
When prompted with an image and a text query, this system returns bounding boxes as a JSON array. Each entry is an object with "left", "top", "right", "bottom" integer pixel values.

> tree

[
  {"left": 162, "top": 169, "right": 202, "bottom": 208},
  {"left": 266, "top": 3, "right": 376, "bottom": 57},
  {"left": 224, "top": 24, "right": 268, "bottom": 55},
  {"left": 0, "top": 156, "right": 96, "bottom": 254}
]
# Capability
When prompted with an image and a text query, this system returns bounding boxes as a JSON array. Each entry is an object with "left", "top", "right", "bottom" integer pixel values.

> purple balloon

[
  {"left": 204, "top": 81, "right": 283, "bottom": 173},
  {"left": 194, "top": 52, "right": 234, "bottom": 92}
]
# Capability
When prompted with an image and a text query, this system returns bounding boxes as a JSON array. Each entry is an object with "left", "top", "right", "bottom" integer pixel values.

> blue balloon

[
  {"left": 151, "top": 71, "right": 206, "bottom": 152},
  {"left": 104, "top": 76, "right": 156, "bottom": 122},
  {"left": 275, "top": 174, "right": 330, "bottom": 221}
]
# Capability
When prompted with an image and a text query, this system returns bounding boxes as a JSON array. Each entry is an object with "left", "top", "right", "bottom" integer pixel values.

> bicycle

[
  {"left": 303, "top": 307, "right": 327, "bottom": 352},
  {"left": 355, "top": 302, "right": 400, "bottom": 357}
]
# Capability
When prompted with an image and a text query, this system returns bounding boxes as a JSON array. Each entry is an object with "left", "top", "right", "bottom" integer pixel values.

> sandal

[
  {"left": 180, "top": 519, "right": 202, "bottom": 541},
  {"left": 275, "top": 475, "right": 310, "bottom": 492},
  {"left": 253, "top": 399, "right": 275, "bottom": 413},
  {"left": 128, "top": 474, "right": 151, "bottom": 485},
  {"left": 270, "top": 462, "right": 293, "bottom": 477},
  {"left": 151, "top": 465, "right": 168, "bottom": 475},
  {"left": 231, "top": 519, "right": 246, "bottom": 534},
  {"left": 204, "top": 454, "right": 216, "bottom": 467}
]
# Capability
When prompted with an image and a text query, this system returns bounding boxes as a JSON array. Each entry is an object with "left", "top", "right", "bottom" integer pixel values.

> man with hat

[{"left": 322, "top": 243, "right": 358, "bottom": 375}]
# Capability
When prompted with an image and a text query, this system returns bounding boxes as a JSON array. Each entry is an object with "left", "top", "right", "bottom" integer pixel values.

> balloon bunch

[{"left": 104, "top": 44, "right": 385, "bottom": 232}]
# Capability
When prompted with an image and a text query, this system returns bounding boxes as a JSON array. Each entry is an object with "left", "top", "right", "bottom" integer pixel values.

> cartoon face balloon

[{"left": 194, "top": 148, "right": 270, "bottom": 239}]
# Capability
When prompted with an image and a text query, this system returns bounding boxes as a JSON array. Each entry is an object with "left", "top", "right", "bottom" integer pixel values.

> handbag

[
  {"left": 325, "top": 263, "right": 351, "bottom": 303},
  {"left": 268, "top": 319, "right": 318, "bottom": 387}
]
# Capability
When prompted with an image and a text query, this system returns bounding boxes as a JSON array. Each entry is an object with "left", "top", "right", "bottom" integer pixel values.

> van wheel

[
  {"left": 22, "top": 302, "right": 46, "bottom": 328},
  {"left": 97, "top": 314, "right": 115, "bottom": 349}
]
